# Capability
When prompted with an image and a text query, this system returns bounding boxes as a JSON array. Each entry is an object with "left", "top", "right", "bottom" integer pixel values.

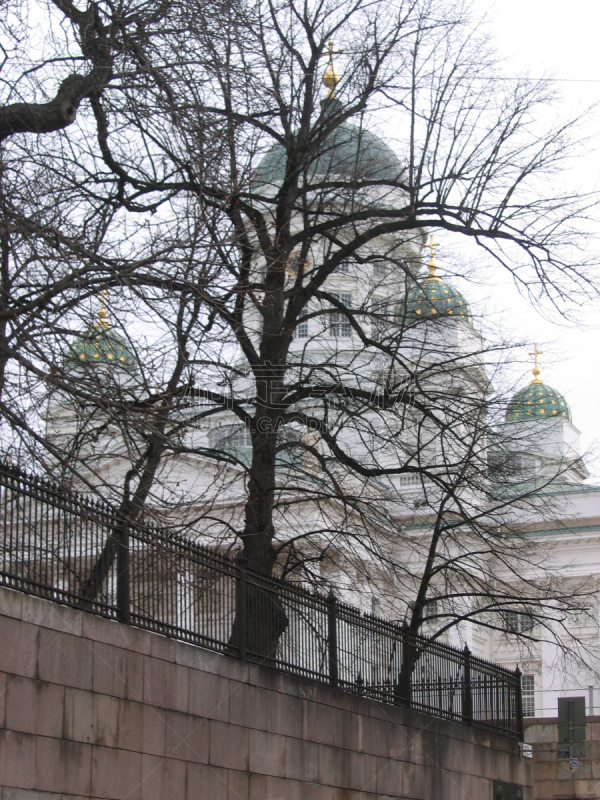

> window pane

[
  {"left": 522, "top": 674, "right": 535, "bottom": 717},
  {"left": 295, "top": 321, "right": 308, "bottom": 338},
  {"left": 373, "top": 261, "right": 387, "bottom": 279},
  {"left": 330, "top": 293, "right": 352, "bottom": 338}
]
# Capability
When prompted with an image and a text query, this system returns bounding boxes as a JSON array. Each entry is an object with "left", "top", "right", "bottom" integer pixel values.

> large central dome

[{"left": 252, "top": 117, "right": 403, "bottom": 188}]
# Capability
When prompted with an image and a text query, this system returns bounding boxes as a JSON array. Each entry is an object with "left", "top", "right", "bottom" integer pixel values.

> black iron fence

[{"left": 0, "top": 461, "right": 523, "bottom": 739}]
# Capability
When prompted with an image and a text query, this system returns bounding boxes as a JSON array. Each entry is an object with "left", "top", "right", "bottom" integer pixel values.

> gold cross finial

[
  {"left": 422, "top": 234, "right": 440, "bottom": 279},
  {"left": 320, "top": 41, "right": 343, "bottom": 98},
  {"left": 96, "top": 289, "right": 109, "bottom": 327},
  {"left": 529, "top": 344, "right": 543, "bottom": 384}
]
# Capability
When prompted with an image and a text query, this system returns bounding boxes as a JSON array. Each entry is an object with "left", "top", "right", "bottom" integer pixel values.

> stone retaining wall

[
  {"left": 0, "top": 586, "right": 532, "bottom": 799},
  {"left": 524, "top": 716, "right": 600, "bottom": 799}
]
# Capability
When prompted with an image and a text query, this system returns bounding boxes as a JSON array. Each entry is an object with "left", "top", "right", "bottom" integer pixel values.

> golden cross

[
  {"left": 97, "top": 289, "right": 109, "bottom": 326},
  {"left": 423, "top": 234, "right": 440, "bottom": 262},
  {"left": 529, "top": 344, "right": 543, "bottom": 383},
  {"left": 422, "top": 234, "right": 440, "bottom": 279},
  {"left": 319, "top": 41, "right": 343, "bottom": 97},
  {"left": 319, "top": 41, "right": 343, "bottom": 60}
]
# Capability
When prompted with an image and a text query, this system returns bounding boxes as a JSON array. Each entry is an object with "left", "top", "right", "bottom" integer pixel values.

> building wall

[
  {"left": 524, "top": 716, "right": 600, "bottom": 799},
  {"left": 0, "top": 585, "right": 532, "bottom": 800}
]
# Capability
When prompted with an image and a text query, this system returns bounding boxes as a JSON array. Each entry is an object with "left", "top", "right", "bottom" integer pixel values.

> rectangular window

[
  {"left": 329, "top": 293, "right": 352, "bottom": 338},
  {"left": 371, "top": 299, "right": 387, "bottom": 341},
  {"left": 522, "top": 675, "right": 535, "bottom": 718},
  {"left": 295, "top": 320, "right": 308, "bottom": 338},
  {"left": 504, "top": 611, "right": 535, "bottom": 633},
  {"left": 373, "top": 261, "right": 387, "bottom": 279},
  {"left": 336, "top": 260, "right": 350, "bottom": 273},
  {"left": 423, "top": 600, "right": 438, "bottom": 620}
]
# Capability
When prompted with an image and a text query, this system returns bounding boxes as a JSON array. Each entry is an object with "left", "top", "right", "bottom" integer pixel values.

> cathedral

[{"left": 47, "top": 56, "right": 600, "bottom": 729}]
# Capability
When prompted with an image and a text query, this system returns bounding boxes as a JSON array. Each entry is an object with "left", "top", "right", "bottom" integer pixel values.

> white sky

[{"left": 462, "top": 0, "right": 600, "bottom": 478}]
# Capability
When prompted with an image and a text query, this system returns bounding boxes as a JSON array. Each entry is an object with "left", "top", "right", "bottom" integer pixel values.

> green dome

[
  {"left": 69, "top": 315, "right": 136, "bottom": 370},
  {"left": 252, "top": 120, "right": 403, "bottom": 187},
  {"left": 506, "top": 381, "right": 571, "bottom": 422},
  {"left": 396, "top": 274, "right": 473, "bottom": 326}
]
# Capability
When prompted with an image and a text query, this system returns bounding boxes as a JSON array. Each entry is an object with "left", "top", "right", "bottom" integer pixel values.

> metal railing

[{"left": 0, "top": 461, "right": 523, "bottom": 738}]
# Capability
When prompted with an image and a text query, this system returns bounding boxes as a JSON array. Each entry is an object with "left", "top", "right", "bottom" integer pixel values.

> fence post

[
  {"left": 394, "top": 624, "right": 412, "bottom": 708},
  {"left": 235, "top": 554, "right": 247, "bottom": 661},
  {"left": 515, "top": 666, "right": 524, "bottom": 740},
  {"left": 327, "top": 590, "right": 338, "bottom": 688},
  {"left": 463, "top": 645, "right": 473, "bottom": 725},
  {"left": 116, "top": 521, "right": 130, "bottom": 624}
]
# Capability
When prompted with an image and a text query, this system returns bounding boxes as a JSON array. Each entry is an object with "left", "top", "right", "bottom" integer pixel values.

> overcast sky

[{"left": 462, "top": 0, "right": 600, "bottom": 477}]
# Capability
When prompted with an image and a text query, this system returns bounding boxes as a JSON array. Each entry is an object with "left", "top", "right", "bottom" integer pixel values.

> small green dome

[
  {"left": 396, "top": 274, "right": 473, "bottom": 326},
  {"left": 506, "top": 381, "right": 571, "bottom": 422},
  {"left": 252, "top": 119, "right": 403, "bottom": 187},
  {"left": 69, "top": 313, "right": 136, "bottom": 370}
]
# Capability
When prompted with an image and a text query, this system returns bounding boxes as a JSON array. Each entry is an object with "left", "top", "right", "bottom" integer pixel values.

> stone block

[
  {"left": 469, "top": 775, "right": 490, "bottom": 800},
  {"left": 216, "top": 653, "right": 250, "bottom": 684},
  {"left": 575, "top": 778, "right": 600, "bottom": 796},
  {"left": 209, "top": 720, "right": 249, "bottom": 772},
  {"left": 142, "top": 704, "right": 168, "bottom": 756},
  {"left": 248, "top": 729, "right": 286, "bottom": 777},
  {"left": 179, "top": 643, "right": 222, "bottom": 675},
  {"left": 302, "top": 699, "right": 336, "bottom": 746},
  {"left": 330, "top": 708, "right": 360, "bottom": 752},
  {"left": 91, "top": 744, "right": 142, "bottom": 800},
  {"left": 400, "top": 760, "right": 432, "bottom": 799},
  {"left": 186, "top": 762, "right": 228, "bottom": 800},
  {"left": 82, "top": 613, "right": 151, "bottom": 655},
  {"left": 38, "top": 629, "right": 93, "bottom": 691},
  {"left": 5, "top": 677, "right": 64, "bottom": 738},
  {"left": 149, "top": 633, "right": 176, "bottom": 663},
  {"left": 227, "top": 768, "right": 250, "bottom": 800},
  {"left": 0, "top": 586, "right": 23, "bottom": 620},
  {"left": 247, "top": 773, "right": 268, "bottom": 800},
  {"left": 189, "top": 668, "right": 229, "bottom": 722},
  {"left": 348, "top": 751, "right": 378, "bottom": 793},
  {"left": 0, "top": 730, "right": 36, "bottom": 788},
  {"left": 229, "top": 683, "right": 268, "bottom": 733},
  {"left": 35, "top": 737, "right": 91, "bottom": 795},
  {"left": 22, "top": 595, "right": 82, "bottom": 637},
  {"left": 248, "top": 664, "right": 282, "bottom": 695},
  {"left": 143, "top": 656, "right": 188, "bottom": 712},
  {"left": 140, "top": 754, "right": 186, "bottom": 800},
  {"left": 439, "top": 768, "right": 469, "bottom": 800},
  {"left": 117, "top": 699, "right": 167, "bottom": 756},
  {"left": 284, "top": 737, "right": 319, "bottom": 783},
  {"left": 64, "top": 687, "right": 118, "bottom": 747},
  {"left": 430, "top": 733, "right": 462, "bottom": 773},
  {"left": 374, "top": 755, "right": 404, "bottom": 797},
  {"left": 361, "top": 716, "right": 391, "bottom": 758},
  {"left": 0, "top": 616, "right": 38, "bottom": 678},
  {"left": 532, "top": 759, "right": 557, "bottom": 782},
  {"left": 117, "top": 698, "right": 144, "bottom": 751},
  {"left": 524, "top": 722, "right": 556, "bottom": 744},
  {"left": 164, "top": 710, "right": 209, "bottom": 764},
  {"left": 93, "top": 641, "right": 144, "bottom": 702},
  {"left": 318, "top": 744, "right": 349, "bottom": 788}
]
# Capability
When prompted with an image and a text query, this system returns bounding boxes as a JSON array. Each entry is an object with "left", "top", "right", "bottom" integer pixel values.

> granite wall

[
  {"left": 0, "top": 585, "right": 532, "bottom": 799},
  {"left": 525, "top": 715, "right": 600, "bottom": 799}
]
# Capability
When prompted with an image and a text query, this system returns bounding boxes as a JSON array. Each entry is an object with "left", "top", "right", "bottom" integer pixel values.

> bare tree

[{"left": 1, "top": 0, "right": 598, "bottom": 662}]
